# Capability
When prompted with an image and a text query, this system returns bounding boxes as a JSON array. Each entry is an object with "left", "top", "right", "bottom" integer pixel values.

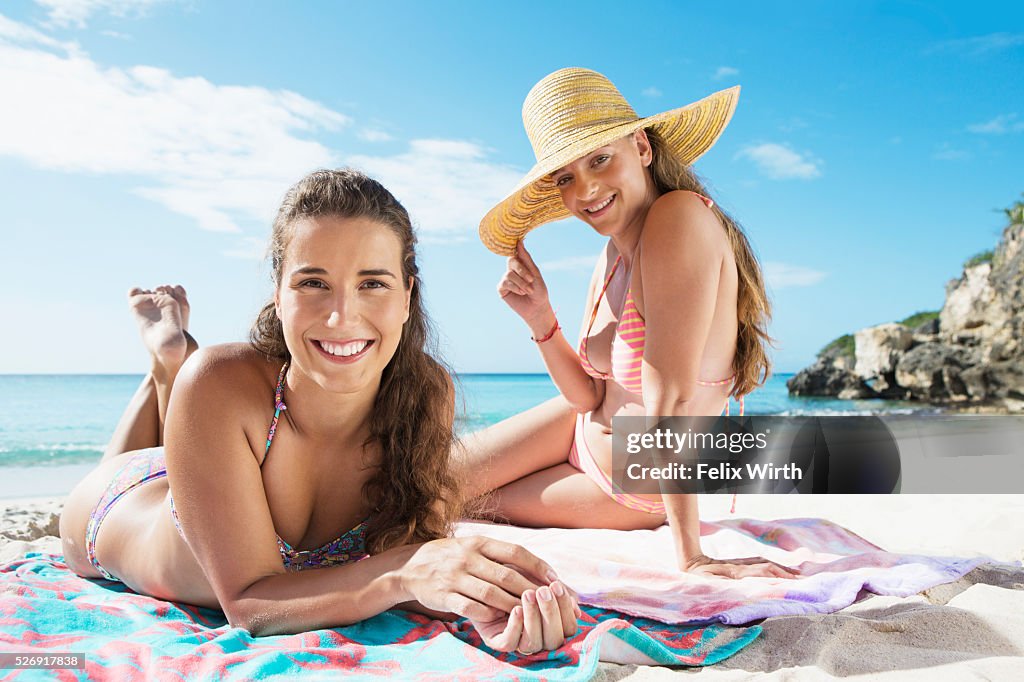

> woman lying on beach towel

[
  {"left": 463, "top": 68, "right": 796, "bottom": 579},
  {"left": 59, "top": 169, "right": 579, "bottom": 650}
]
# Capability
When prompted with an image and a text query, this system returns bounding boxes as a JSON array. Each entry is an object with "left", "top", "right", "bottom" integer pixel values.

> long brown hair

[
  {"left": 250, "top": 168, "right": 460, "bottom": 553},
  {"left": 646, "top": 129, "right": 772, "bottom": 397}
]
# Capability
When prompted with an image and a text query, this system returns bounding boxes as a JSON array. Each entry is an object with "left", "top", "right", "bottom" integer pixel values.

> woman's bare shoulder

[
  {"left": 646, "top": 190, "right": 718, "bottom": 228},
  {"left": 642, "top": 190, "right": 724, "bottom": 255},
  {"left": 175, "top": 343, "right": 281, "bottom": 404}
]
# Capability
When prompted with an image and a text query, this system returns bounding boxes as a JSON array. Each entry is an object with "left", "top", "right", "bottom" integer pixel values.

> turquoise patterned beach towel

[
  {"left": 0, "top": 552, "right": 756, "bottom": 680},
  {"left": 1, "top": 516, "right": 994, "bottom": 679}
]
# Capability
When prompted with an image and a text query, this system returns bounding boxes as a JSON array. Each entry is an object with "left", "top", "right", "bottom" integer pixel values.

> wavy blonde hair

[
  {"left": 250, "top": 169, "right": 461, "bottom": 553},
  {"left": 646, "top": 129, "right": 773, "bottom": 397}
]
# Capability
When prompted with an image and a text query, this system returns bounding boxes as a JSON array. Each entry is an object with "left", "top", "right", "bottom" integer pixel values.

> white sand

[
  {"left": 2, "top": 495, "right": 1022, "bottom": 679},
  {"left": 0, "top": 496, "right": 63, "bottom": 563}
]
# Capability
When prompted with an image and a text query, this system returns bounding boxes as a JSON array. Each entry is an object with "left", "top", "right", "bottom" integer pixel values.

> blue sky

[{"left": 1, "top": 1, "right": 1021, "bottom": 374}]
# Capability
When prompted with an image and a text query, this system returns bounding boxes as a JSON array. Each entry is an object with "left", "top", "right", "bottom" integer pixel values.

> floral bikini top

[{"left": 171, "top": 361, "right": 370, "bottom": 571}]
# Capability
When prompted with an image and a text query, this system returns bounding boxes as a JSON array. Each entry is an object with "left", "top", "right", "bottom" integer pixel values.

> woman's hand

[
  {"left": 497, "top": 241, "right": 554, "bottom": 333},
  {"left": 682, "top": 553, "right": 799, "bottom": 579},
  {"left": 398, "top": 536, "right": 562, "bottom": 623},
  {"left": 471, "top": 582, "right": 581, "bottom": 654}
]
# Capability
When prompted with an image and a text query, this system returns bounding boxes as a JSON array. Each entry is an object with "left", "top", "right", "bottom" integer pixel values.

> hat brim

[{"left": 479, "top": 85, "right": 740, "bottom": 255}]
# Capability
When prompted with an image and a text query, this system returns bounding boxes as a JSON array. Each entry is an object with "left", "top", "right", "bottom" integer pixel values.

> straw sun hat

[{"left": 479, "top": 67, "right": 740, "bottom": 255}]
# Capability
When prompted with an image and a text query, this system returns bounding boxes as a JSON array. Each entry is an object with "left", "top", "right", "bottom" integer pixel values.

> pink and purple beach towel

[{"left": 0, "top": 517, "right": 989, "bottom": 680}]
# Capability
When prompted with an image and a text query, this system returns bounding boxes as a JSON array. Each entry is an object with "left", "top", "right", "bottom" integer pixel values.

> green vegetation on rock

[
  {"left": 820, "top": 333, "right": 855, "bottom": 359},
  {"left": 964, "top": 250, "right": 994, "bottom": 268},
  {"left": 1004, "top": 194, "right": 1024, "bottom": 227},
  {"left": 898, "top": 311, "right": 939, "bottom": 328}
]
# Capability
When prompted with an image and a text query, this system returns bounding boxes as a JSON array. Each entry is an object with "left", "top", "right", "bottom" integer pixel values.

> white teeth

[
  {"left": 585, "top": 195, "right": 614, "bottom": 213},
  {"left": 319, "top": 340, "right": 369, "bottom": 357}
]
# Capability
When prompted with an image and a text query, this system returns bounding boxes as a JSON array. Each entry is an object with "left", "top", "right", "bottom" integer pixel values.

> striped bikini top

[
  {"left": 576, "top": 192, "right": 743, "bottom": 416},
  {"left": 577, "top": 256, "right": 647, "bottom": 394}
]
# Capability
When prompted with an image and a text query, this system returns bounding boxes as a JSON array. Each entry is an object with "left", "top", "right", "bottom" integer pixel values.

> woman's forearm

[
  {"left": 647, "top": 392, "right": 703, "bottom": 564},
  {"left": 525, "top": 308, "right": 602, "bottom": 412},
  {"left": 660, "top": 493, "right": 703, "bottom": 564},
  {"left": 225, "top": 546, "right": 415, "bottom": 636}
]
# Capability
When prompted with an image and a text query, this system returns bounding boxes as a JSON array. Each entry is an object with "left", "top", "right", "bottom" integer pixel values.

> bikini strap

[
  {"left": 726, "top": 391, "right": 744, "bottom": 514},
  {"left": 720, "top": 395, "right": 745, "bottom": 418},
  {"left": 584, "top": 254, "right": 623, "bottom": 342},
  {"left": 265, "top": 361, "right": 289, "bottom": 454},
  {"left": 688, "top": 190, "right": 715, "bottom": 209}
]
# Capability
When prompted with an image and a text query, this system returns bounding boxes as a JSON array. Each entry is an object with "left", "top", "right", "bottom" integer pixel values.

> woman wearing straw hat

[{"left": 462, "top": 68, "right": 794, "bottom": 579}]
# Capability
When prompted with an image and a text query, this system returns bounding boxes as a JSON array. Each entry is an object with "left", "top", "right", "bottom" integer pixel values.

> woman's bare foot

[
  {"left": 129, "top": 286, "right": 191, "bottom": 375},
  {"left": 157, "top": 285, "right": 199, "bottom": 357},
  {"left": 163, "top": 284, "right": 191, "bottom": 331}
]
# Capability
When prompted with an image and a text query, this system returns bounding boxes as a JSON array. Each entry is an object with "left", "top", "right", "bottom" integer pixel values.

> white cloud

[
  {"left": 349, "top": 139, "right": 523, "bottom": 237},
  {"left": 932, "top": 145, "right": 970, "bottom": 161},
  {"left": 358, "top": 128, "right": 394, "bottom": 142},
  {"left": 223, "top": 236, "right": 267, "bottom": 260},
  {"left": 419, "top": 233, "right": 470, "bottom": 246},
  {"left": 406, "top": 139, "right": 484, "bottom": 158},
  {"left": 967, "top": 113, "right": 1024, "bottom": 134},
  {"left": 641, "top": 86, "right": 662, "bottom": 98},
  {"left": 539, "top": 255, "right": 600, "bottom": 273},
  {"left": 736, "top": 143, "right": 822, "bottom": 180},
  {"left": 0, "top": 14, "right": 527, "bottom": 245},
  {"left": 34, "top": 0, "right": 172, "bottom": 29},
  {"left": 0, "top": 14, "right": 348, "bottom": 233},
  {"left": 0, "top": 12, "right": 79, "bottom": 52},
  {"left": 929, "top": 32, "right": 1024, "bottom": 56},
  {"left": 713, "top": 66, "right": 739, "bottom": 80},
  {"left": 779, "top": 117, "right": 808, "bottom": 133},
  {"left": 763, "top": 262, "right": 826, "bottom": 289}
]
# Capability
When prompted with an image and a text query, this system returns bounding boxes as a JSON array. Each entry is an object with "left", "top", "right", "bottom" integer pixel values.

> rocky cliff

[{"left": 788, "top": 196, "right": 1024, "bottom": 412}]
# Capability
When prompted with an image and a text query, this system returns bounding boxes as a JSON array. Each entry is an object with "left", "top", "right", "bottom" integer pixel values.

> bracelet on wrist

[{"left": 531, "top": 318, "right": 560, "bottom": 344}]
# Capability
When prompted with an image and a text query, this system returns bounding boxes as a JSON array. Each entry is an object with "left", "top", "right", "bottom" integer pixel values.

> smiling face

[
  {"left": 274, "top": 215, "right": 411, "bottom": 394},
  {"left": 550, "top": 130, "right": 657, "bottom": 237}
]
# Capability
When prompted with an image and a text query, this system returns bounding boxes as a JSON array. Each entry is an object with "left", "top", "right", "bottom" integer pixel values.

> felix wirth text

[{"left": 623, "top": 427, "right": 802, "bottom": 482}]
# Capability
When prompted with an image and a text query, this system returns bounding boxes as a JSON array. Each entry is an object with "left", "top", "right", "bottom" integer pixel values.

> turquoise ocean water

[{"left": 0, "top": 373, "right": 931, "bottom": 471}]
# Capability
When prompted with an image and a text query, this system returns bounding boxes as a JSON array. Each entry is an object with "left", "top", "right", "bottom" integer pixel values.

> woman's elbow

[
  {"left": 222, "top": 600, "right": 258, "bottom": 634},
  {"left": 226, "top": 608, "right": 287, "bottom": 637},
  {"left": 225, "top": 609, "right": 259, "bottom": 635},
  {"left": 646, "top": 390, "right": 695, "bottom": 416},
  {"left": 221, "top": 591, "right": 278, "bottom": 636}
]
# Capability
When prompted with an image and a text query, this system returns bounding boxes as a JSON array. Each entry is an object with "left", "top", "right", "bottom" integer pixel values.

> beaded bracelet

[{"left": 531, "top": 318, "right": 561, "bottom": 344}]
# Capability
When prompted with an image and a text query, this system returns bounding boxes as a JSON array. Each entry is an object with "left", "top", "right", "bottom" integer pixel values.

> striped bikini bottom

[{"left": 567, "top": 414, "right": 666, "bottom": 515}]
